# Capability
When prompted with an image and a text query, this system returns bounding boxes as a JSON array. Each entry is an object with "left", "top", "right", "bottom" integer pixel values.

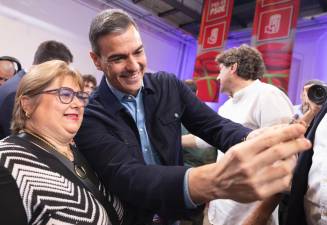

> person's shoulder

[
  {"left": 85, "top": 92, "right": 105, "bottom": 114},
  {"left": 144, "top": 71, "right": 181, "bottom": 91},
  {"left": 256, "top": 81, "right": 287, "bottom": 96},
  {"left": 83, "top": 87, "right": 117, "bottom": 121},
  {"left": 0, "top": 136, "right": 26, "bottom": 154},
  {"left": 0, "top": 70, "right": 25, "bottom": 89},
  {"left": 144, "top": 71, "right": 178, "bottom": 82},
  {"left": 0, "top": 70, "right": 25, "bottom": 100},
  {"left": 0, "top": 91, "right": 17, "bottom": 117},
  {"left": 256, "top": 81, "right": 293, "bottom": 109},
  {"left": 0, "top": 82, "right": 14, "bottom": 97}
]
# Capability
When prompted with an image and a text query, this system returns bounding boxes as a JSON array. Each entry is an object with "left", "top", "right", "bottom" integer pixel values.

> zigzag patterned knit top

[{"left": 0, "top": 135, "right": 119, "bottom": 225}]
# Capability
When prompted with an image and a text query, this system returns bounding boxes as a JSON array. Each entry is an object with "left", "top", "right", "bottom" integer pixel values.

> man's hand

[
  {"left": 188, "top": 123, "right": 311, "bottom": 204},
  {"left": 299, "top": 102, "right": 321, "bottom": 128},
  {"left": 300, "top": 84, "right": 322, "bottom": 126}
]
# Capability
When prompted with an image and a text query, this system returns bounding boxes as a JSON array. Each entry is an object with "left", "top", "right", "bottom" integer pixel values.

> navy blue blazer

[
  {"left": 75, "top": 72, "right": 251, "bottom": 223},
  {"left": 0, "top": 70, "right": 26, "bottom": 139},
  {"left": 286, "top": 102, "right": 327, "bottom": 225}
]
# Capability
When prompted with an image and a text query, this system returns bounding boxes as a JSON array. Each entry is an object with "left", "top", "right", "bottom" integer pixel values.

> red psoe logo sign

[
  {"left": 258, "top": 7, "right": 293, "bottom": 41},
  {"left": 203, "top": 22, "right": 226, "bottom": 49},
  {"left": 193, "top": 0, "right": 234, "bottom": 102},
  {"left": 207, "top": 0, "right": 229, "bottom": 22}
]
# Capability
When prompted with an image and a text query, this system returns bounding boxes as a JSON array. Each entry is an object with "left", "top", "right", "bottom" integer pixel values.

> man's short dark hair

[
  {"left": 82, "top": 74, "right": 97, "bottom": 87},
  {"left": 33, "top": 40, "right": 73, "bottom": 65},
  {"left": 89, "top": 9, "right": 138, "bottom": 56},
  {"left": 216, "top": 44, "right": 265, "bottom": 80}
]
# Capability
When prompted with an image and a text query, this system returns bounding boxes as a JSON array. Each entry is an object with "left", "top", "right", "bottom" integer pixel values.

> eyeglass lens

[{"left": 58, "top": 88, "right": 89, "bottom": 105}]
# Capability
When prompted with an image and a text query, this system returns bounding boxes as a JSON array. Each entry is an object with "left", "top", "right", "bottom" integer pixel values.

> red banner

[
  {"left": 193, "top": 0, "right": 234, "bottom": 102},
  {"left": 251, "top": 0, "right": 300, "bottom": 93}
]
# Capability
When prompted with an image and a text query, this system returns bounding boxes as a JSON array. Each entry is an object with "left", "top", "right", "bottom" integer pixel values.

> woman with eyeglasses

[{"left": 0, "top": 60, "right": 125, "bottom": 225}]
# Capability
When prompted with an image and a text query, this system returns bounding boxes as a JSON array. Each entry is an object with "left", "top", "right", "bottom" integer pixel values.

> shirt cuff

[
  {"left": 183, "top": 168, "right": 197, "bottom": 208},
  {"left": 195, "top": 136, "right": 214, "bottom": 149}
]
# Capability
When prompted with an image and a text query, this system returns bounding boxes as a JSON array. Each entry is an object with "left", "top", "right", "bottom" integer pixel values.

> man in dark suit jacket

[
  {"left": 286, "top": 101, "right": 327, "bottom": 225},
  {"left": 0, "top": 40, "right": 73, "bottom": 139},
  {"left": 0, "top": 57, "right": 17, "bottom": 86},
  {"left": 74, "top": 8, "right": 311, "bottom": 225},
  {"left": 0, "top": 69, "right": 25, "bottom": 138}
]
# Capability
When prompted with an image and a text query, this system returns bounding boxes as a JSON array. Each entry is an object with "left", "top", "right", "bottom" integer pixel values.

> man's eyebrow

[
  {"left": 106, "top": 45, "right": 144, "bottom": 62},
  {"left": 107, "top": 53, "right": 127, "bottom": 61},
  {"left": 134, "top": 45, "right": 144, "bottom": 52}
]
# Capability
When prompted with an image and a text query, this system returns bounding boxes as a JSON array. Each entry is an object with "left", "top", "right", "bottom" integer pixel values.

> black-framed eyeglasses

[{"left": 38, "top": 87, "right": 89, "bottom": 106}]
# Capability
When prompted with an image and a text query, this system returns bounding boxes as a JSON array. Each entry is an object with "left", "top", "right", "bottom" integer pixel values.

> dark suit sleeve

[
  {"left": 75, "top": 110, "right": 191, "bottom": 219},
  {"left": 0, "top": 166, "right": 27, "bottom": 225},
  {"left": 176, "top": 78, "right": 251, "bottom": 152},
  {"left": 0, "top": 92, "right": 15, "bottom": 139}
]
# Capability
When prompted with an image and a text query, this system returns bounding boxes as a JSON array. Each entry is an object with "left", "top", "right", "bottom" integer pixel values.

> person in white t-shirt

[{"left": 182, "top": 44, "right": 294, "bottom": 225}]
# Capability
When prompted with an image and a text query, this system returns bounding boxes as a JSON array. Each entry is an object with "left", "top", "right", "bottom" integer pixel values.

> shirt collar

[{"left": 105, "top": 77, "right": 144, "bottom": 101}]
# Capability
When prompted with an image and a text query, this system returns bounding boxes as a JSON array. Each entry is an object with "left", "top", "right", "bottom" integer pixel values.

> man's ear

[
  {"left": 90, "top": 51, "right": 103, "bottom": 71},
  {"left": 230, "top": 63, "right": 238, "bottom": 74}
]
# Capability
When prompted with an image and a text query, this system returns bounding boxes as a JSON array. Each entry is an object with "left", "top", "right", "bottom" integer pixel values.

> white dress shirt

[
  {"left": 304, "top": 112, "right": 327, "bottom": 225},
  {"left": 207, "top": 80, "right": 294, "bottom": 225}
]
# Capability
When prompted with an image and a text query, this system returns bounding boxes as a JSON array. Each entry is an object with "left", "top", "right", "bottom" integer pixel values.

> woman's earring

[{"left": 25, "top": 111, "right": 30, "bottom": 119}]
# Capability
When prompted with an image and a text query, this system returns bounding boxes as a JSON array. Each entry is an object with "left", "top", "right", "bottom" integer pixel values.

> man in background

[
  {"left": 286, "top": 99, "right": 327, "bottom": 225},
  {"left": 182, "top": 79, "right": 217, "bottom": 168},
  {"left": 0, "top": 56, "right": 18, "bottom": 86},
  {"left": 82, "top": 74, "right": 97, "bottom": 95},
  {"left": 183, "top": 44, "right": 293, "bottom": 225},
  {"left": 0, "top": 40, "right": 73, "bottom": 138}
]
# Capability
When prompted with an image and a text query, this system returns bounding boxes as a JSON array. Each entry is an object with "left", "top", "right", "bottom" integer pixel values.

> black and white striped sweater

[{"left": 0, "top": 135, "right": 122, "bottom": 225}]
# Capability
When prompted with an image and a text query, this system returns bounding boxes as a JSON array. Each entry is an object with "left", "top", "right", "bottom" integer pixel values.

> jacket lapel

[{"left": 98, "top": 76, "right": 125, "bottom": 114}]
